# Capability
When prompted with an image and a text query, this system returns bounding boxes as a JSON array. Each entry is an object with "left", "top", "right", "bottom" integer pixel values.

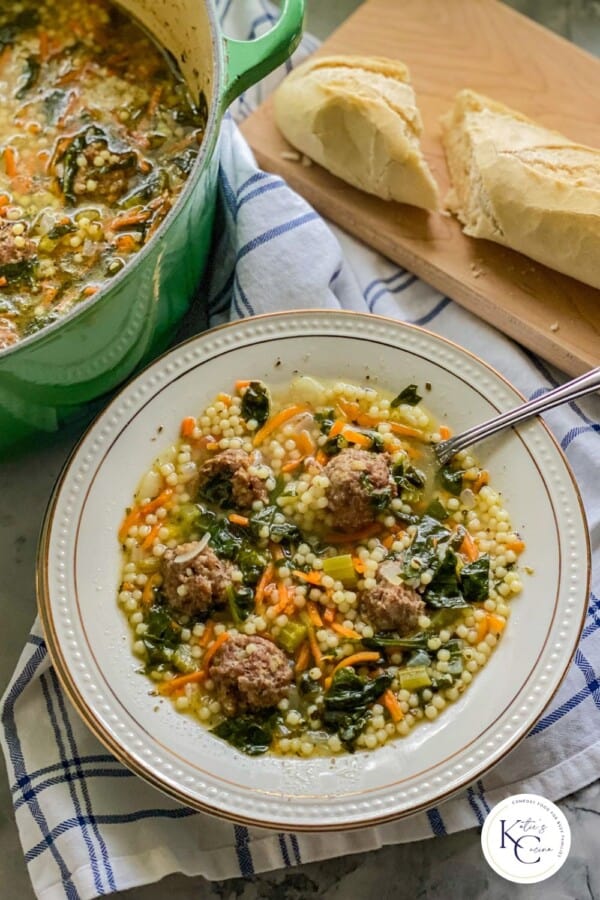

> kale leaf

[
  {"left": 461, "top": 555, "right": 491, "bottom": 602},
  {"left": 0, "top": 9, "right": 40, "bottom": 50},
  {"left": 424, "top": 498, "right": 448, "bottom": 521},
  {"left": 249, "top": 506, "right": 301, "bottom": 544},
  {"left": 391, "top": 384, "right": 422, "bottom": 407},
  {"left": 143, "top": 603, "right": 181, "bottom": 665},
  {"left": 212, "top": 711, "right": 279, "bottom": 755},
  {"left": 438, "top": 466, "right": 466, "bottom": 496},
  {"left": 196, "top": 508, "right": 242, "bottom": 558},
  {"left": 401, "top": 515, "right": 453, "bottom": 580},
  {"left": 197, "top": 470, "right": 234, "bottom": 508},
  {"left": 226, "top": 584, "right": 254, "bottom": 626},
  {"left": 322, "top": 668, "right": 391, "bottom": 752},
  {"left": 362, "top": 633, "right": 430, "bottom": 651},
  {"left": 323, "top": 434, "right": 348, "bottom": 456},
  {"left": 424, "top": 548, "right": 469, "bottom": 609},
  {"left": 16, "top": 55, "right": 40, "bottom": 99},
  {"left": 392, "top": 462, "right": 426, "bottom": 494},
  {"left": 240, "top": 380, "right": 271, "bottom": 427},
  {"left": 314, "top": 408, "right": 335, "bottom": 435}
]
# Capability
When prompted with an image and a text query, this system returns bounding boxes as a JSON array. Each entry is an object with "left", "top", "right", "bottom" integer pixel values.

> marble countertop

[{"left": 1, "top": 1, "right": 599, "bottom": 899}]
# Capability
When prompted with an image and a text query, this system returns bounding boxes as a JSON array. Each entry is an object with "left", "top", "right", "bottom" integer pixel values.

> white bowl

[{"left": 38, "top": 311, "right": 590, "bottom": 830}]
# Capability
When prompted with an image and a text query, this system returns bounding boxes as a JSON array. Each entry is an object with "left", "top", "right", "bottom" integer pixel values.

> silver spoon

[{"left": 434, "top": 366, "right": 600, "bottom": 466}]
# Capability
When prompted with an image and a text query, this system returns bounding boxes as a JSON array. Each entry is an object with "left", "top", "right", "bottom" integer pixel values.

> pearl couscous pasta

[{"left": 118, "top": 377, "right": 524, "bottom": 757}]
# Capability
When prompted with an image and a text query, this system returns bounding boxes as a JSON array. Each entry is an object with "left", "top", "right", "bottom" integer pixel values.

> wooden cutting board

[{"left": 241, "top": 0, "right": 600, "bottom": 376}]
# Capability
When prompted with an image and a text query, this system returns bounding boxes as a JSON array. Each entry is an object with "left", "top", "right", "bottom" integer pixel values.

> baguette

[
  {"left": 441, "top": 89, "right": 600, "bottom": 290},
  {"left": 273, "top": 55, "right": 440, "bottom": 211}
]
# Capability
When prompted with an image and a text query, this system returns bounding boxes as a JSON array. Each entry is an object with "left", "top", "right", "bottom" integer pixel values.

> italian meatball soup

[
  {"left": 0, "top": 0, "right": 206, "bottom": 348},
  {"left": 118, "top": 377, "right": 525, "bottom": 757}
]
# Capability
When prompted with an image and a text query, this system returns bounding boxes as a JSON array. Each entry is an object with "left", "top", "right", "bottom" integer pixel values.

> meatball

[
  {"left": 209, "top": 634, "right": 293, "bottom": 715},
  {"left": 0, "top": 221, "right": 36, "bottom": 275},
  {"left": 323, "top": 448, "right": 396, "bottom": 531},
  {"left": 360, "top": 575, "right": 425, "bottom": 634},
  {"left": 160, "top": 541, "right": 233, "bottom": 616},
  {"left": 197, "top": 448, "right": 268, "bottom": 510}
]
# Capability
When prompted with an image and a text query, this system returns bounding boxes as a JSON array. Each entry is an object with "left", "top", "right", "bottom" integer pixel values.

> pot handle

[{"left": 221, "top": 0, "right": 305, "bottom": 109}]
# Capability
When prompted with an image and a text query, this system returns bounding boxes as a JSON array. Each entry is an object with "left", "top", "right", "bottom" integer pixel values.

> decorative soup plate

[{"left": 37, "top": 311, "right": 590, "bottom": 830}]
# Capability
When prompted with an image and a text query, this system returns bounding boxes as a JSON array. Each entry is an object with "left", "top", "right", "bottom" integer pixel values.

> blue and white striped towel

[{"left": 2, "top": 3, "right": 600, "bottom": 898}]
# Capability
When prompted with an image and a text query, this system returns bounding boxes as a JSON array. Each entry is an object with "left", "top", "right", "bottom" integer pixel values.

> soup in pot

[{"left": 0, "top": 0, "right": 207, "bottom": 349}]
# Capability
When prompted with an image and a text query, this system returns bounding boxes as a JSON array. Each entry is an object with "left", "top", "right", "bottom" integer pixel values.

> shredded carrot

[
  {"left": 0, "top": 276, "right": 6, "bottom": 287},
  {"left": 460, "top": 531, "right": 479, "bottom": 562},
  {"left": 121, "top": 582, "right": 135, "bottom": 592},
  {"left": 296, "top": 429, "right": 315, "bottom": 456},
  {"left": 306, "top": 601, "right": 323, "bottom": 628},
  {"left": 4, "top": 146, "right": 17, "bottom": 178},
  {"left": 281, "top": 458, "right": 304, "bottom": 473},
  {"left": 235, "top": 380, "right": 251, "bottom": 391},
  {"left": 180, "top": 416, "right": 196, "bottom": 438},
  {"left": 475, "top": 616, "right": 489, "bottom": 643},
  {"left": 217, "top": 392, "right": 232, "bottom": 406},
  {"left": 115, "top": 234, "right": 137, "bottom": 254},
  {"left": 117, "top": 489, "right": 174, "bottom": 543},
  {"left": 329, "top": 419, "right": 345, "bottom": 438},
  {"left": 341, "top": 427, "right": 371, "bottom": 448},
  {"left": 205, "top": 442, "right": 219, "bottom": 451},
  {"left": 292, "top": 570, "right": 322, "bottom": 586},
  {"left": 255, "top": 563, "right": 275, "bottom": 610},
  {"left": 295, "top": 642, "right": 311, "bottom": 673},
  {"left": 354, "top": 411, "right": 379, "bottom": 428},
  {"left": 352, "top": 556, "right": 366, "bottom": 574},
  {"left": 39, "top": 30, "right": 49, "bottom": 62},
  {"left": 253, "top": 404, "right": 309, "bottom": 447},
  {"left": 382, "top": 689, "right": 404, "bottom": 723},
  {"left": 110, "top": 210, "right": 150, "bottom": 230},
  {"left": 199, "top": 621, "right": 215, "bottom": 648},
  {"left": 307, "top": 626, "right": 322, "bottom": 668},
  {"left": 271, "top": 585, "right": 291, "bottom": 616},
  {"left": 487, "top": 613, "right": 507, "bottom": 635},
  {"left": 158, "top": 669, "right": 206, "bottom": 695},
  {"left": 202, "top": 632, "right": 230, "bottom": 671},
  {"left": 81, "top": 285, "right": 98, "bottom": 298},
  {"left": 270, "top": 542, "right": 285, "bottom": 562},
  {"left": 382, "top": 534, "right": 395, "bottom": 549},
  {"left": 325, "top": 523, "right": 381, "bottom": 545},
  {"left": 473, "top": 470, "right": 489, "bottom": 493},
  {"left": 323, "top": 607, "right": 335, "bottom": 625},
  {"left": 331, "top": 651, "right": 381, "bottom": 677},
  {"left": 228, "top": 513, "right": 249, "bottom": 527},
  {"left": 315, "top": 450, "right": 328, "bottom": 466},
  {"left": 336, "top": 398, "right": 360, "bottom": 421},
  {"left": 389, "top": 421, "right": 427, "bottom": 441},
  {"left": 141, "top": 522, "right": 162, "bottom": 550},
  {"left": 439, "top": 425, "right": 452, "bottom": 440},
  {"left": 141, "top": 573, "right": 161, "bottom": 606},
  {"left": 0, "top": 194, "right": 9, "bottom": 207},
  {"left": 506, "top": 539, "right": 526, "bottom": 554},
  {"left": 147, "top": 85, "right": 162, "bottom": 117},
  {"left": 331, "top": 622, "right": 361, "bottom": 640}
]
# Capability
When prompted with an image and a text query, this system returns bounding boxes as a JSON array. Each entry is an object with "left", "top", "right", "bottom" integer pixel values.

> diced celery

[
  {"left": 172, "top": 645, "right": 196, "bottom": 674},
  {"left": 322, "top": 554, "right": 357, "bottom": 587},
  {"left": 277, "top": 621, "right": 308, "bottom": 654},
  {"left": 398, "top": 666, "right": 432, "bottom": 692}
]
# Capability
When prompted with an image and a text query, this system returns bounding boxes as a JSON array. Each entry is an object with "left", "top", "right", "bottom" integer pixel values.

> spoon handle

[{"left": 435, "top": 367, "right": 600, "bottom": 466}]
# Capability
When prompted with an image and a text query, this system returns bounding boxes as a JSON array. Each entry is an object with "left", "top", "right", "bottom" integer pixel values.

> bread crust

[
  {"left": 441, "top": 89, "right": 600, "bottom": 290},
  {"left": 274, "top": 55, "right": 440, "bottom": 211}
]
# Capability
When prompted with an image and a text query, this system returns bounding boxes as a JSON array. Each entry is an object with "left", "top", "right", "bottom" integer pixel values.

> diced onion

[
  {"left": 378, "top": 560, "right": 403, "bottom": 585},
  {"left": 174, "top": 533, "right": 210, "bottom": 564}
]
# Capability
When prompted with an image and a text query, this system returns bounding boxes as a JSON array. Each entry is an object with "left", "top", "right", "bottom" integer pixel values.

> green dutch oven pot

[{"left": 0, "top": 0, "right": 304, "bottom": 455}]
